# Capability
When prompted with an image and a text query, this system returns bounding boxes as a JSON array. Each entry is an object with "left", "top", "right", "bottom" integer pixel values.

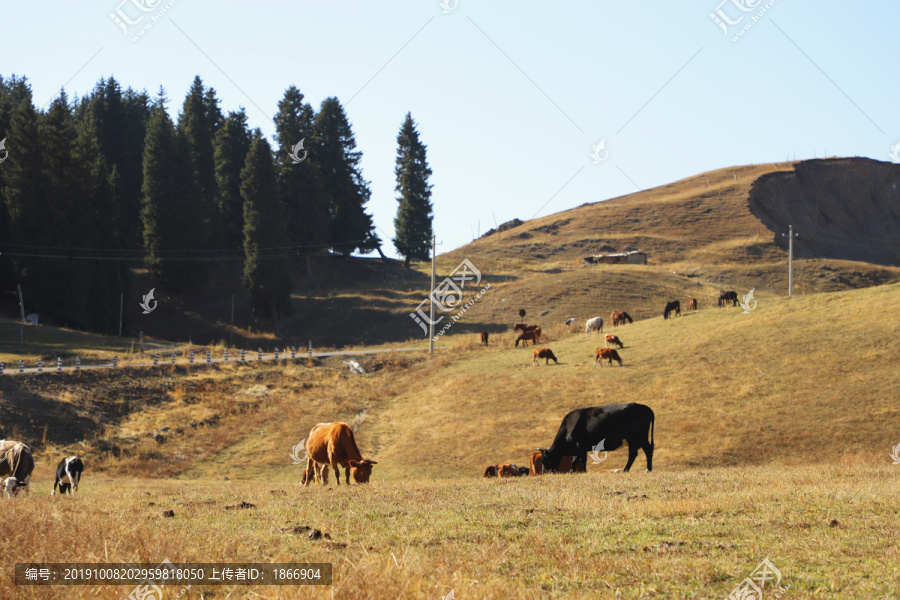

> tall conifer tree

[
  {"left": 311, "top": 97, "right": 379, "bottom": 256},
  {"left": 392, "top": 112, "right": 433, "bottom": 268},
  {"left": 241, "top": 134, "right": 292, "bottom": 330}
]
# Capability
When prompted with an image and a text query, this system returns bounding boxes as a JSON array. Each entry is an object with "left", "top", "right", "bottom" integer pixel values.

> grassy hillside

[
  {"left": 2, "top": 258, "right": 899, "bottom": 600},
  {"left": 6, "top": 280, "right": 897, "bottom": 484}
]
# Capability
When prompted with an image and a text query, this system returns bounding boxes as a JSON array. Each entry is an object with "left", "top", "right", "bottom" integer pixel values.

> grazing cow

[
  {"left": 689, "top": 298, "right": 698, "bottom": 311},
  {"left": 303, "top": 422, "right": 377, "bottom": 486},
  {"left": 718, "top": 291, "right": 738, "bottom": 307},
  {"left": 529, "top": 451, "right": 584, "bottom": 475},
  {"left": 480, "top": 331, "right": 489, "bottom": 346},
  {"left": 604, "top": 334, "right": 624, "bottom": 349},
  {"left": 498, "top": 464, "right": 519, "bottom": 477},
  {"left": 533, "top": 348, "right": 558, "bottom": 366},
  {"left": 611, "top": 312, "right": 633, "bottom": 326},
  {"left": 52, "top": 456, "right": 84, "bottom": 495},
  {"left": 663, "top": 300, "right": 681, "bottom": 320},
  {"left": 483, "top": 465, "right": 499, "bottom": 478},
  {"left": 564, "top": 317, "right": 576, "bottom": 327},
  {"left": 517, "top": 466, "right": 530, "bottom": 476},
  {"left": 0, "top": 440, "right": 34, "bottom": 498},
  {"left": 539, "top": 403, "right": 655, "bottom": 473},
  {"left": 593, "top": 348, "right": 623, "bottom": 367},
  {"left": 516, "top": 329, "right": 540, "bottom": 347},
  {"left": 584, "top": 316, "right": 604, "bottom": 335}
]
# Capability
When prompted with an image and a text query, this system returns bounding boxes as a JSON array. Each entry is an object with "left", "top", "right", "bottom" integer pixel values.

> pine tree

[
  {"left": 312, "top": 97, "right": 380, "bottom": 256},
  {"left": 177, "top": 76, "right": 221, "bottom": 250},
  {"left": 141, "top": 93, "right": 198, "bottom": 287},
  {"left": 3, "top": 81, "right": 46, "bottom": 304},
  {"left": 392, "top": 112, "right": 434, "bottom": 268},
  {"left": 214, "top": 108, "right": 252, "bottom": 252},
  {"left": 274, "top": 86, "right": 328, "bottom": 271},
  {"left": 79, "top": 77, "right": 150, "bottom": 250},
  {"left": 241, "top": 133, "right": 292, "bottom": 330}
]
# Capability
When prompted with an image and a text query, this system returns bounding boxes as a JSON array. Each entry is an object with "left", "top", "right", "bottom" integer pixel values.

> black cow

[
  {"left": 52, "top": 456, "right": 84, "bottom": 495},
  {"left": 718, "top": 291, "right": 738, "bottom": 307},
  {"left": 663, "top": 300, "right": 681, "bottom": 319},
  {"left": 517, "top": 466, "right": 529, "bottom": 477},
  {"left": 539, "top": 404, "right": 654, "bottom": 474}
]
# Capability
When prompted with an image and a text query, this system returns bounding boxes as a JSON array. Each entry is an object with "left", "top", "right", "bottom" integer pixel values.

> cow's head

[
  {"left": 3, "top": 477, "right": 20, "bottom": 498},
  {"left": 537, "top": 448, "right": 561, "bottom": 473},
  {"left": 348, "top": 459, "right": 377, "bottom": 483}
]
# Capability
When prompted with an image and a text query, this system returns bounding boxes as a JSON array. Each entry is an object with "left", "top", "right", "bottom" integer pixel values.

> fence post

[
  {"left": 171, "top": 352, "right": 176, "bottom": 365},
  {"left": 189, "top": 350, "right": 195, "bottom": 366},
  {"left": 224, "top": 349, "right": 229, "bottom": 363},
  {"left": 19, "top": 360, "right": 24, "bottom": 374},
  {"left": 291, "top": 346, "right": 296, "bottom": 360},
  {"left": 206, "top": 349, "right": 211, "bottom": 365},
  {"left": 240, "top": 348, "right": 246, "bottom": 362},
  {"left": 274, "top": 347, "right": 279, "bottom": 362},
  {"left": 307, "top": 341, "right": 313, "bottom": 367},
  {"left": 57, "top": 357, "right": 62, "bottom": 373},
  {"left": 258, "top": 348, "right": 262, "bottom": 362},
  {"left": 0, "top": 363, "right": 4, "bottom": 376},
  {"left": 153, "top": 353, "right": 159, "bottom": 368},
  {"left": 113, "top": 356, "right": 118, "bottom": 369},
  {"left": 38, "top": 359, "right": 44, "bottom": 374},
  {"left": 75, "top": 357, "right": 81, "bottom": 372}
]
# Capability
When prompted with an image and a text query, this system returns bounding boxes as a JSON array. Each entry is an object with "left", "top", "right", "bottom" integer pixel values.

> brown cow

[
  {"left": 498, "top": 464, "right": 519, "bottom": 477},
  {"left": 611, "top": 311, "right": 633, "bottom": 327},
  {"left": 528, "top": 452, "right": 584, "bottom": 475},
  {"left": 604, "top": 334, "right": 624, "bottom": 349},
  {"left": 689, "top": 298, "right": 698, "bottom": 311},
  {"left": 480, "top": 331, "right": 489, "bottom": 346},
  {"left": 303, "top": 423, "right": 377, "bottom": 486},
  {"left": 532, "top": 348, "right": 558, "bottom": 366},
  {"left": 483, "top": 465, "right": 499, "bottom": 478},
  {"left": 515, "top": 329, "right": 540, "bottom": 347},
  {"left": 1, "top": 440, "right": 35, "bottom": 497},
  {"left": 593, "top": 348, "right": 623, "bottom": 367}
]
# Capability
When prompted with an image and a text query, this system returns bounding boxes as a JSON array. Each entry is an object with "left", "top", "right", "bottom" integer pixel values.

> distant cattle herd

[{"left": 2, "top": 291, "right": 740, "bottom": 494}]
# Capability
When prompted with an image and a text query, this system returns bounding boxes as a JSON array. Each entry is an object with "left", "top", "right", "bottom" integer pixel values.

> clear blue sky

[{"left": 2, "top": 1, "right": 897, "bottom": 258}]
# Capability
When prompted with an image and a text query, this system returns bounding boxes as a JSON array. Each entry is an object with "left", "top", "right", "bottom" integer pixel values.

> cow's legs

[
  {"left": 575, "top": 453, "right": 588, "bottom": 473},
  {"left": 643, "top": 442, "right": 653, "bottom": 472},
  {"left": 52, "top": 478, "right": 59, "bottom": 496},
  {"left": 623, "top": 442, "right": 639, "bottom": 472},
  {"left": 331, "top": 460, "right": 342, "bottom": 485},
  {"left": 72, "top": 472, "right": 80, "bottom": 494},
  {"left": 303, "top": 458, "right": 316, "bottom": 486}
]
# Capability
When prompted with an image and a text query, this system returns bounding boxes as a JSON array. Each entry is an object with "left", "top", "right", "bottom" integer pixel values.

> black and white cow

[
  {"left": 539, "top": 403, "right": 654, "bottom": 474},
  {"left": 52, "top": 456, "right": 84, "bottom": 495},
  {"left": 1, "top": 440, "right": 35, "bottom": 498}
]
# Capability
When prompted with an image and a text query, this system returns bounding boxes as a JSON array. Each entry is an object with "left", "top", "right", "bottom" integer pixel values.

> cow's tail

[
  {"left": 7, "top": 445, "right": 22, "bottom": 478},
  {"left": 649, "top": 412, "right": 655, "bottom": 449}
]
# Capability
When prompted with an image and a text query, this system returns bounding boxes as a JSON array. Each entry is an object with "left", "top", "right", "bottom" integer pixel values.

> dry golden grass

[{"left": 1, "top": 465, "right": 898, "bottom": 599}]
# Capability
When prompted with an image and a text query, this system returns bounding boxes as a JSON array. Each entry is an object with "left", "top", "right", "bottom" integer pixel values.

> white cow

[{"left": 585, "top": 316, "right": 604, "bottom": 335}]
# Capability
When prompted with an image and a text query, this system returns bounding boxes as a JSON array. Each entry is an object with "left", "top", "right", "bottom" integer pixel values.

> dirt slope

[{"left": 748, "top": 157, "right": 900, "bottom": 266}]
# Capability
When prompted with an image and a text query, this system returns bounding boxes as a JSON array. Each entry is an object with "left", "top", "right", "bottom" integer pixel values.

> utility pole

[
  {"left": 429, "top": 234, "right": 436, "bottom": 354},
  {"left": 17, "top": 285, "right": 25, "bottom": 347},
  {"left": 782, "top": 224, "right": 798, "bottom": 296}
]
